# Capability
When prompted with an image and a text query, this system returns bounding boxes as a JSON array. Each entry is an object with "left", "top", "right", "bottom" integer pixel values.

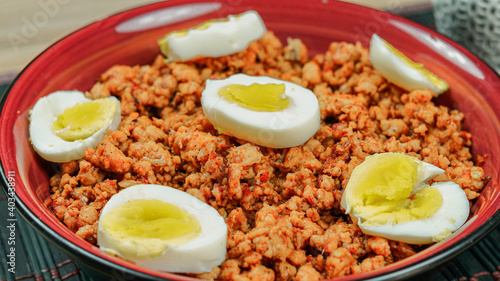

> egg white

[
  {"left": 359, "top": 181, "right": 469, "bottom": 244},
  {"left": 158, "top": 10, "right": 266, "bottom": 62},
  {"left": 369, "top": 33, "right": 449, "bottom": 95},
  {"left": 97, "top": 184, "right": 227, "bottom": 274},
  {"left": 341, "top": 154, "right": 444, "bottom": 216},
  {"left": 201, "top": 73, "right": 321, "bottom": 148},
  {"left": 29, "top": 90, "right": 121, "bottom": 163},
  {"left": 341, "top": 153, "right": 470, "bottom": 244}
]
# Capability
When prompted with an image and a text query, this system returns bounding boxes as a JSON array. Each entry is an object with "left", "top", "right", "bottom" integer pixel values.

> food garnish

[
  {"left": 369, "top": 34, "right": 449, "bottom": 95},
  {"left": 158, "top": 10, "right": 266, "bottom": 62},
  {"left": 341, "top": 152, "right": 469, "bottom": 244},
  {"left": 201, "top": 73, "right": 321, "bottom": 148},
  {"left": 29, "top": 90, "right": 121, "bottom": 162},
  {"left": 97, "top": 184, "right": 227, "bottom": 273}
]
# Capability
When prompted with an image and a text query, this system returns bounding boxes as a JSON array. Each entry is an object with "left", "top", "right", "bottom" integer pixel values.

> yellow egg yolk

[
  {"left": 52, "top": 98, "right": 118, "bottom": 141},
  {"left": 381, "top": 40, "right": 448, "bottom": 93},
  {"left": 349, "top": 153, "right": 443, "bottom": 226},
  {"left": 99, "top": 199, "right": 201, "bottom": 258},
  {"left": 218, "top": 83, "right": 289, "bottom": 111}
]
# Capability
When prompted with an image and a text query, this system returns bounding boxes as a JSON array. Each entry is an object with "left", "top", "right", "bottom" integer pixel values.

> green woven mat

[{"left": 1, "top": 9, "right": 500, "bottom": 279}]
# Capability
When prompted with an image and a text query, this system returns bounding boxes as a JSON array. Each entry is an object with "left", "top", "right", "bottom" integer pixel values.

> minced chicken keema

[{"left": 46, "top": 31, "right": 489, "bottom": 280}]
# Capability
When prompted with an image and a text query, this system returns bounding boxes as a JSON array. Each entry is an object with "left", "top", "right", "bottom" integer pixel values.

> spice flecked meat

[{"left": 46, "top": 31, "right": 489, "bottom": 280}]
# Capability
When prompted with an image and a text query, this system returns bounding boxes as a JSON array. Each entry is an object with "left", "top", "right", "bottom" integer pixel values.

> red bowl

[{"left": 1, "top": 0, "right": 500, "bottom": 280}]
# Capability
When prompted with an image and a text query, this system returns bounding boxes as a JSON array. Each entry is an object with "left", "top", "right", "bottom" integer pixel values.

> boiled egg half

[
  {"left": 369, "top": 34, "right": 449, "bottom": 95},
  {"left": 97, "top": 184, "right": 227, "bottom": 274},
  {"left": 158, "top": 10, "right": 266, "bottom": 62},
  {"left": 29, "top": 90, "right": 121, "bottom": 163},
  {"left": 340, "top": 152, "right": 470, "bottom": 244},
  {"left": 201, "top": 73, "right": 321, "bottom": 148}
]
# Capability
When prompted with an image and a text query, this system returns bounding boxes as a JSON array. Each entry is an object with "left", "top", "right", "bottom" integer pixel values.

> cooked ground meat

[{"left": 45, "top": 31, "right": 489, "bottom": 280}]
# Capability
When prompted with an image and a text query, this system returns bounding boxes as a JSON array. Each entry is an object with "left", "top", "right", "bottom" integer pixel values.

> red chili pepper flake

[
  {"left": 348, "top": 246, "right": 358, "bottom": 254},
  {"left": 332, "top": 123, "right": 341, "bottom": 131},
  {"left": 260, "top": 171, "right": 269, "bottom": 182}
]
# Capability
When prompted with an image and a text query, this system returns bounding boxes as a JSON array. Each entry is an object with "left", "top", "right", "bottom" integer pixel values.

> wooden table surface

[{"left": 0, "top": 0, "right": 431, "bottom": 74}]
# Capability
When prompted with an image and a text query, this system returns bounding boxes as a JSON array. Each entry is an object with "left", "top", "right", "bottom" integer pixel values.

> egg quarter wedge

[
  {"left": 29, "top": 90, "right": 121, "bottom": 163},
  {"left": 340, "top": 152, "right": 470, "bottom": 244}
]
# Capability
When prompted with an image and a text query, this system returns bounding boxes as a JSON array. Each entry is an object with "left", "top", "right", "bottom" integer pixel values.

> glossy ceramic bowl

[{"left": 1, "top": 1, "right": 500, "bottom": 280}]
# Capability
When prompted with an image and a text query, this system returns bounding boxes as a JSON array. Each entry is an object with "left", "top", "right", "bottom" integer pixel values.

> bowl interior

[{"left": 2, "top": 0, "right": 500, "bottom": 280}]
